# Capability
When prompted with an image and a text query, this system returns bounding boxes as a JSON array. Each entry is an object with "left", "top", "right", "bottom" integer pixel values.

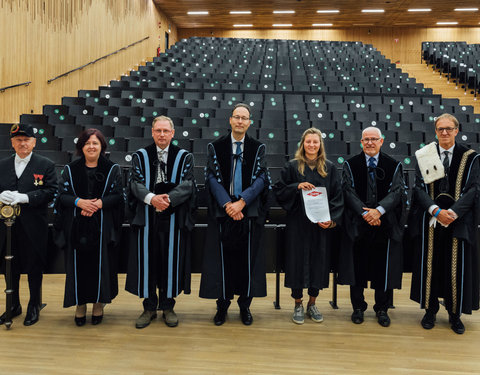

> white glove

[
  {"left": 0, "top": 190, "right": 16, "bottom": 204},
  {"left": 10, "top": 192, "right": 29, "bottom": 205},
  {"left": 429, "top": 216, "right": 438, "bottom": 228}
]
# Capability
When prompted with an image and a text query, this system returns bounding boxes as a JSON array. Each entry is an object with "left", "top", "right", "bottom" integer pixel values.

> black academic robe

[
  {"left": 339, "top": 151, "right": 407, "bottom": 289},
  {"left": 125, "top": 143, "right": 195, "bottom": 299},
  {"left": 274, "top": 159, "right": 343, "bottom": 290},
  {"left": 409, "top": 143, "right": 480, "bottom": 315},
  {"left": 0, "top": 153, "right": 56, "bottom": 272},
  {"left": 56, "top": 155, "right": 123, "bottom": 307},
  {"left": 199, "top": 133, "right": 270, "bottom": 299}
]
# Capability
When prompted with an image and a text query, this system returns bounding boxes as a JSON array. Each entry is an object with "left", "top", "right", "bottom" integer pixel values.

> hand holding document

[{"left": 302, "top": 187, "right": 331, "bottom": 223}]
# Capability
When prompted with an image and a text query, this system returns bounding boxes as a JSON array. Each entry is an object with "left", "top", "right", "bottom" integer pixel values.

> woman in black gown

[
  {"left": 57, "top": 129, "right": 123, "bottom": 326},
  {"left": 274, "top": 128, "right": 343, "bottom": 324}
]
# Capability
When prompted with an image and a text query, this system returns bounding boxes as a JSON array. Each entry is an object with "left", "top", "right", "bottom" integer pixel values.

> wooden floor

[
  {"left": 0, "top": 274, "right": 479, "bottom": 375},
  {"left": 399, "top": 63, "right": 480, "bottom": 114}
]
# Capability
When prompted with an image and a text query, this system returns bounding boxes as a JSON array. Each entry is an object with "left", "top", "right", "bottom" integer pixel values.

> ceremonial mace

[{"left": 0, "top": 203, "right": 20, "bottom": 329}]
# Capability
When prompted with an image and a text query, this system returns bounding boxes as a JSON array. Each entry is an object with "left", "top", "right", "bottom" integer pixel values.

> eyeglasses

[
  {"left": 436, "top": 127, "right": 457, "bottom": 133},
  {"left": 231, "top": 115, "right": 250, "bottom": 122},
  {"left": 153, "top": 129, "right": 172, "bottom": 134},
  {"left": 361, "top": 137, "right": 381, "bottom": 143}
]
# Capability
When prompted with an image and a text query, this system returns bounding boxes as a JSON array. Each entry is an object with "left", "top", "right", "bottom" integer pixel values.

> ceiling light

[
  {"left": 230, "top": 11, "right": 252, "bottom": 14},
  {"left": 437, "top": 21, "right": 458, "bottom": 25},
  {"left": 273, "top": 10, "right": 295, "bottom": 14},
  {"left": 317, "top": 10, "right": 339, "bottom": 13},
  {"left": 408, "top": 9, "right": 431, "bottom": 12},
  {"left": 362, "top": 9, "right": 384, "bottom": 13},
  {"left": 454, "top": 8, "right": 478, "bottom": 11},
  {"left": 313, "top": 23, "right": 333, "bottom": 26},
  {"left": 273, "top": 24, "right": 293, "bottom": 27},
  {"left": 187, "top": 11, "right": 209, "bottom": 15},
  {"left": 234, "top": 24, "right": 253, "bottom": 27}
]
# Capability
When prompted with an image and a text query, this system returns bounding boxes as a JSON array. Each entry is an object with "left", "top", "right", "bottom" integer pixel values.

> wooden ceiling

[{"left": 153, "top": 0, "right": 480, "bottom": 29}]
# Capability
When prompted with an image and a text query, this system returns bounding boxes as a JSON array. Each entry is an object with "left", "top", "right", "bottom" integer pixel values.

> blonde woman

[{"left": 274, "top": 128, "right": 343, "bottom": 324}]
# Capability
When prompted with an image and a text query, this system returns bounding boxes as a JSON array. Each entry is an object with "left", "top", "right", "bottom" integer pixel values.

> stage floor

[{"left": 1, "top": 274, "right": 479, "bottom": 375}]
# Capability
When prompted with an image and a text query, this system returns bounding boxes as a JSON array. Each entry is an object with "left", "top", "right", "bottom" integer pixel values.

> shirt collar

[
  {"left": 15, "top": 152, "right": 33, "bottom": 164},
  {"left": 439, "top": 144, "right": 455, "bottom": 155},
  {"left": 231, "top": 133, "right": 245, "bottom": 145},
  {"left": 364, "top": 152, "right": 379, "bottom": 164},
  {"left": 156, "top": 145, "right": 169, "bottom": 154}
]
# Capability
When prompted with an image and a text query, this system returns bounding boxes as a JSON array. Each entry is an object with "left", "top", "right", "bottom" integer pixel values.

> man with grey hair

[
  {"left": 410, "top": 113, "right": 480, "bottom": 334},
  {"left": 126, "top": 116, "right": 196, "bottom": 329},
  {"left": 340, "top": 126, "right": 407, "bottom": 327}
]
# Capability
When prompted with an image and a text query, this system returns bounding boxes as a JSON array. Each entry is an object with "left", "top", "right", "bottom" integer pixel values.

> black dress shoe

[
  {"left": 351, "top": 309, "right": 364, "bottom": 324},
  {"left": 24, "top": 304, "right": 40, "bottom": 326},
  {"left": 92, "top": 314, "right": 103, "bottom": 325},
  {"left": 421, "top": 312, "right": 436, "bottom": 329},
  {"left": 214, "top": 309, "right": 227, "bottom": 326},
  {"left": 0, "top": 304, "right": 22, "bottom": 325},
  {"left": 376, "top": 310, "right": 391, "bottom": 327},
  {"left": 449, "top": 316, "right": 465, "bottom": 335},
  {"left": 240, "top": 308, "right": 253, "bottom": 326},
  {"left": 75, "top": 316, "right": 87, "bottom": 326}
]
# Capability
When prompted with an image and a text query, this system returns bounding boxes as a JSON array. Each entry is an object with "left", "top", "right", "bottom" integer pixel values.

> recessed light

[
  {"left": 362, "top": 9, "right": 384, "bottom": 13},
  {"left": 187, "top": 11, "right": 209, "bottom": 15},
  {"left": 230, "top": 11, "right": 252, "bottom": 14},
  {"left": 234, "top": 24, "right": 253, "bottom": 27},
  {"left": 273, "top": 24, "right": 293, "bottom": 27},
  {"left": 273, "top": 10, "right": 295, "bottom": 14},
  {"left": 408, "top": 9, "right": 431, "bottom": 12},
  {"left": 454, "top": 8, "right": 478, "bottom": 11},
  {"left": 437, "top": 21, "right": 458, "bottom": 25},
  {"left": 316, "top": 10, "right": 339, "bottom": 14},
  {"left": 312, "top": 23, "right": 333, "bottom": 26}
]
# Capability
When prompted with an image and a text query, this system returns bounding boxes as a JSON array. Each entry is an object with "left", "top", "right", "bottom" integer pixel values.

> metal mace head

[{"left": 0, "top": 203, "right": 21, "bottom": 225}]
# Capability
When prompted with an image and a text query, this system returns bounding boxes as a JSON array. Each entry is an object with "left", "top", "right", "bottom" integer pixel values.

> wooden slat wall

[
  {"left": 0, "top": 0, "right": 178, "bottom": 123},
  {"left": 178, "top": 27, "right": 480, "bottom": 65}
]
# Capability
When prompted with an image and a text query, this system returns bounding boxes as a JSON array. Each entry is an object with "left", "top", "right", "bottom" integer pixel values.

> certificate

[{"left": 302, "top": 187, "right": 331, "bottom": 223}]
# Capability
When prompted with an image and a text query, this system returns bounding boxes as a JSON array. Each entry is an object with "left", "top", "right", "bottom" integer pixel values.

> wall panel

[
  {"left": 178, "top": 27, "right": 480, "bottom": 66},
  {"left": 0, "top": 0, "right": 177, "bottom": 122}
]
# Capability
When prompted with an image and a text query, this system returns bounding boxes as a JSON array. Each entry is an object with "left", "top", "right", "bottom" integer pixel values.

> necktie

[
  {"left": 368, "top": 157, "right": 376, "bottom": 182},
  {"left": 440, "top": 151, "right": 450, "bottom": 192},
  {"left": 156, "top": 150, "right": 166, "bottom": 183},
  {"left": 233, "top": 141, "right": 243, "bottom": 197}
]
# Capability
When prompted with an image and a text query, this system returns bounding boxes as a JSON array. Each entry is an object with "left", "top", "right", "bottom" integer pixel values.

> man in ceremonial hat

[
  {"left": 340, "top": 127, "right": 407, "bottom": 327},
  {"left": 126, "top": 116, "right": 196, "bottom": 329},
  {"left": 199, "top": 103, "right": 270, "bottom": 326},
  {"left": 0, "top": 123, "right": 57, "bottom": 326},
  {"left": 410, "top": 113, "right": 480, "bottom": 334}
]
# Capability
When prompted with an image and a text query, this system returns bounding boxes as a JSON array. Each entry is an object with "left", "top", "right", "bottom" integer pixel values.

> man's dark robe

[
  {"left": 0, "top": 153, "right": 56, "bottom": 273},
  {"left": 125, "top": 143, "right": 195, "bottom": 299},
  {"left": 56, "top": 155, "right": 123, "bottom": 307},
  {"left": 199, "top": 133, "right": 270, "bottom": 299},
  {"left": 339, "top": 151, "right": 407, "bottom": 289},
  {"left": 274, "top": 159, "right": 343, "bottom": 290},
  {"left": 409, "top": 143, "right": 480, "bottom": 315}
]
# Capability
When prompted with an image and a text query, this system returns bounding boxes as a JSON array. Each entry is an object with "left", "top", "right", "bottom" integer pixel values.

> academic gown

[
  {"left": 274, "top": 159, "right": 343, "bottom": 290},
  {"left": 125, "top": 143, "right": 196, "bottom": 299},
  {"left": 409, "top": 143, "right": 480, "bottom": 315},
  {"left": 199, "top": 133, "right": 271, "bottom": 299},
  {"left": 0, "top": 153, "right": 57, "bottom": 273},
  {"left": 339, "top": 151, "right": 407, "bottom": 289},
  {"left": 56, "top": 155, "right": 123, "bottom": 307}
]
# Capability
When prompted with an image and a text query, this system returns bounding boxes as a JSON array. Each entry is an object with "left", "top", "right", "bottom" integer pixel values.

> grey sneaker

[
  {"left": 162, "top": 308, "right": 178, "bottom": 327},
  {"left": 307, "top": 304, "right": 324, "bottom": 323},
  {"left": 292, "top": 304, "right": 305, "bottom": 324},
  {"left": 135, "top": 310, "right": 157, "bottom": 329}
]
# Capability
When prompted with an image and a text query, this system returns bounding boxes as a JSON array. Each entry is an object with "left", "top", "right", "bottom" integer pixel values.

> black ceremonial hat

[{"left": 10, "top": 123, "right": 35, "bottom": 138}]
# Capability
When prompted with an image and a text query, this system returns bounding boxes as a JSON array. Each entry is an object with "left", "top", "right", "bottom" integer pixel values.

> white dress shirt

[{"left": 15, "top": 152, "right": 33, "bottom": 178}]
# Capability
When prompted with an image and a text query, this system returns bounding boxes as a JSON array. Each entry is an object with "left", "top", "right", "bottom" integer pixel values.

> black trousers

[
  {"left": 350, "top": 285, "right": 390, "bottom": 312},
  {"left": 216, "top": 217, "right": 252, "bottom": 310},
  {"left": 3, "top": 223, "right": 43, "bottom": 307},
  {"left": 291, "top": 288, "right": 319, "bottom": 300},
  {"left": 143, "top": 216, "right": 175, "bottom": 312}
]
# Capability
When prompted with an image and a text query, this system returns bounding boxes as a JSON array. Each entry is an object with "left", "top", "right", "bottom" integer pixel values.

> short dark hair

[
  {"left": 231, "top": 103, "right": 251, "bottom": 117},
  {"left": 76, "top": 128, "right": 107, "bottom": 156}
]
